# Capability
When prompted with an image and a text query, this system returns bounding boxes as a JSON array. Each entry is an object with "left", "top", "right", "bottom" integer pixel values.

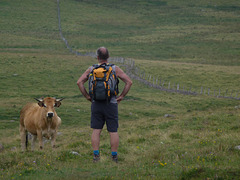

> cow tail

[{"left": 25, "top": 132, "right": 28, "bottom": 149}]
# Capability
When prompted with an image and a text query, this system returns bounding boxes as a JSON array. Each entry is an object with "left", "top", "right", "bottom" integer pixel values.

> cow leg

[
  {"left": 37, "top": 130, "right": 43, "bottom": 149},
  {"left": 31, "top": 135, "right": 37, "bottom": 151},
  {"left": 51, "top": 130, "right": 57, "bottom": 148},
  {"left": 20, "top": 124, "right": 27, "bottom": 151}
]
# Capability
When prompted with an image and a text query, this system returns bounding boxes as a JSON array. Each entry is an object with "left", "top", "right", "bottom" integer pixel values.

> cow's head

[{"left": 35, "top": 97, "right": 64, "bottom": 118}]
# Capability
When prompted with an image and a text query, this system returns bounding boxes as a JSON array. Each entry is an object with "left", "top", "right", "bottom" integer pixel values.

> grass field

[{"left": 0, "top": 0, "right": 240, "bottom": 179}]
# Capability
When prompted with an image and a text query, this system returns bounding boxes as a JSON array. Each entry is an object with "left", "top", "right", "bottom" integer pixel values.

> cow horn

[
  {"left": 56, "top": 98, "right": 64, "bottom": 101},
  {"left": 34, "top": 98, "right": 43, "bottom": 102}
]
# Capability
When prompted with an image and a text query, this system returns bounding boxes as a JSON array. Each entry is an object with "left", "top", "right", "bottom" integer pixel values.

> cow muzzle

[{"left": 47, "top": 112, "right": 54, "bottom": 118}]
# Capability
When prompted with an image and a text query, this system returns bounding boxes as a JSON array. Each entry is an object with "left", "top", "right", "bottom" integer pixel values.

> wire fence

[
  {"left": 111, "top": 57, "right": 240, "bottom": 100},
  {"left": 57, "top": 0, "right": 240, "bottom": 101}
]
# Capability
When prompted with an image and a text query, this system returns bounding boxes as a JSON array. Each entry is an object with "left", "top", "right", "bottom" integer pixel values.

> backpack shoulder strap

[
  {"left": 90, "top": 65, "right": 94, "bottom": 72},
  {"left": 91, "top": 63, "right": 115, "bottom": 72},
  {"left": 111, "top": 64, "right": 116, "bottom": 72},
  {"left": 92, "top": 64, "right": 99, "bottom": 68},
  {"left": 91, "top": 64, "right": 101, "bottom": 72}
]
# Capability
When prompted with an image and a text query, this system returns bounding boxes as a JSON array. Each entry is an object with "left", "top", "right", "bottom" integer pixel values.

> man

[{"left": 77, "top": 47, "right": 132, "bottom": 163}]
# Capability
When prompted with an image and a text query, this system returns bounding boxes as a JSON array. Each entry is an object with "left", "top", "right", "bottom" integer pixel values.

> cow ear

[
  {"left": 55, "top": 98, "right": 64, "bottom": 107},
  {"left": 38, "top": 101, "right": 45, "bottom": 107},
  {"left": 54, "top": 101, "right": 61, "bottom": 107},
  {"left": 34, "top": 98, "right": 45, "bottom": 107}
]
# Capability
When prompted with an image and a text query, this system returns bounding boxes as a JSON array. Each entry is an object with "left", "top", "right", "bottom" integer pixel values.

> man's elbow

[
  {"left": 77, "top": 80, "right": 82, "bottom": 87},
  {"left": 128, "top": 80, "right": 133, "bottom": 86}
]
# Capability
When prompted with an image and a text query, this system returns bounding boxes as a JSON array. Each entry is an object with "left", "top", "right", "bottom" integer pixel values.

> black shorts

[{"left": 91, "top": 102, "right": 118, "bottom": 132}]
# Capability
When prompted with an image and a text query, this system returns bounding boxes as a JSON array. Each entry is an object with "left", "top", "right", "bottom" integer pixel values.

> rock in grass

[
  {"left": 57, "top": 132, "right": 62, "bottom": 136},
  {"left": 11, "top": 147, "right": 17, "bottom": 151},
  {"left": 71, "top": 151, "right": 79, "bottom": 155},
  {"left": 164, "top": 114, "right": 174, "bottom": 118},
  {"left": 235, "top": 145, "right": 240, "bottom": 150}
]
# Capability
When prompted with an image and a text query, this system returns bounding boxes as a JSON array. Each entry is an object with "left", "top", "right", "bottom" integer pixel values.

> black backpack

[{"left": 88, "top": 63, "right": 119, "bottom": 101}]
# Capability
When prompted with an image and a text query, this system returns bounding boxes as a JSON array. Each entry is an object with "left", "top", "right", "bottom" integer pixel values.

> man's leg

[
  {"left": 92, "top": 129, "right": 102, "bottom": 150},
  {"left": 109, "top": 132, "right": 119, "bottom": 152},
  {"left": 106, "top": 103, "right": 119, "bottom": 162},
  {"left": 92, "top": 129, "right": 102, "bottom": 162},
  {"left": 110, "top": 132, "right": 119, "bottom": 163}
]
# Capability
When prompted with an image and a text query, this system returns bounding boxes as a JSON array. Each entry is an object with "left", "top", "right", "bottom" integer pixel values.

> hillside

[{"left": 0, "top": 0, "right": 240, "bottom": 179}]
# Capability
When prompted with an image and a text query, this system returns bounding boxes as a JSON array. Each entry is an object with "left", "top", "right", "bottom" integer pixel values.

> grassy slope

[
  {"left": 0, "top": 0, "right": 240, "bottom": 179},
  {"left": 60, "top": 0, "right": 240, "bottom": 65},
  {"left": 134, "top": 60, "right": 240, "bottom": 92}
]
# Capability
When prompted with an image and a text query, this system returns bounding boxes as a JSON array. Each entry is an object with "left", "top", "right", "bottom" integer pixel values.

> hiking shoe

[
  {"left": 93, "top": 154, "right": 100, "bottom": 162},
  {"left": 112, "top": 155, "right": 118, "bottom": 163}
]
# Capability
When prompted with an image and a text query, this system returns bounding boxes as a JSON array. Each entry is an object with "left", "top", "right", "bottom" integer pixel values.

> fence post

[
  {"left": 168, "top": 82, "right": 171, "bottom": 89},
  {"left": 132, "top": 60, "right": 135, "bottom": 68},
  {"left": 162, "top": 80, "right": 165, "bottom": 88},
  {"left": 152, "top": 76, "right": 155, "bottom": 86},
  {"left": 208, "top": 88, "right": 210, "bottom": 96},
  {"left": 225, "top": 89, "right": 228, "bottom": 97},
  {"left": 189, "top": 86, "right": 192, "bottom": 93}
]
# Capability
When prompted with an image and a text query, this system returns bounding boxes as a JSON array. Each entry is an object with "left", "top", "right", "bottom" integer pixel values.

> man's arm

[
  {"left": 115, "top": 66, "right": 132, "bottom": 104},
  {"left": 77, "top": 68, "right": 91, "bottom": 102}
]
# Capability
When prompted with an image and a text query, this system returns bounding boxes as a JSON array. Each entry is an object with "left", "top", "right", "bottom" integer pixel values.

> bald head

[{"left": 96, "top": 47, "right": 109, "bottom": 61}]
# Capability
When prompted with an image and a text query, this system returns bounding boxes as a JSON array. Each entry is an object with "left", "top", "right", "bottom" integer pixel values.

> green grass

[
  {"left": 58, "top": 0, "right": 240, "bottom": 65},
  {"left": 133, "top": 60, "right": 240, "bottom": 93},
  {"left": 0, "top": 0, "right": 240, "bottom": 179},
  {"left": 0, "top": 53, "right": 239, "bottom": 179}
]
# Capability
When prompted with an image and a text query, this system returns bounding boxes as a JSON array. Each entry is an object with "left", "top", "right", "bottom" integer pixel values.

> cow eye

[{"left": 43, "top": 104, "right": 47, "bottom": 108}]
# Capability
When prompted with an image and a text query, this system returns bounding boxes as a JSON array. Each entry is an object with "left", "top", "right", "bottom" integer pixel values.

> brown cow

[{"left": 20, "top": 97, "right": 63, "bottom": 151}]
